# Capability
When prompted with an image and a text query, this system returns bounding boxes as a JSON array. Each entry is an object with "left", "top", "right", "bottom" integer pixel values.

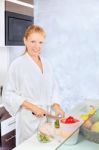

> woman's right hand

[
  {"left": 21, "top": 101, "right": 46, "bottom": 118},
  {"left": 32, "top": 105, "right": 47, "bottom": 118}
]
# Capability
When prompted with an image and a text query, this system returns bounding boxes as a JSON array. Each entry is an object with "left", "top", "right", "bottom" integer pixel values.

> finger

[
  {"left": 36, "top": 114, "right": 41, "bottom": 118},
  {"left": 36, "top": 113, "right": 45, "bottom": 118}
]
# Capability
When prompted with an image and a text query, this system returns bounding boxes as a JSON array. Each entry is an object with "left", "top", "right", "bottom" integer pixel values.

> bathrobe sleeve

[{"left": 2, "top": 63, "right": 25, "bottom": 116}]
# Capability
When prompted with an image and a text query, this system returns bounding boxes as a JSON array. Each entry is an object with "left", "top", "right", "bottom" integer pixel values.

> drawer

[
  {"left": 1, "top": 117, "right": 15, "bottom": 136},
  {"left": 1, "top": 130, "right": 15, "bottom": 150},
  {"left": 0, "top": 106, "right": 16, "bottom": 150}
]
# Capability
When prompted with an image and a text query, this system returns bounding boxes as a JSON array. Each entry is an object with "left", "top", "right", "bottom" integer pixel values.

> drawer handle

[{"left": 5, "top": 135, "right": 15, "bottom": 142}]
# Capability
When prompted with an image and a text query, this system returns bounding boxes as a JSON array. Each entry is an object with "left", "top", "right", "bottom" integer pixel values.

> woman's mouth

[
  {"left": 32, "top": 49, "right": 41, "bottom": 54},
  {"left": 32, "top": 49, "right": 40, "bottom": 52}
]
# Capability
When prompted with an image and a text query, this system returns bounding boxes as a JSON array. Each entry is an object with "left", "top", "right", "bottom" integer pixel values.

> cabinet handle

[{"left": 5, "top": 135, "right": 15, "bottom": 142}]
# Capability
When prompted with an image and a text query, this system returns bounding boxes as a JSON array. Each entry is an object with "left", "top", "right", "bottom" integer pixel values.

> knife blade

[{"left": 46, "top": 113, "right": 62, "bottom": 119}]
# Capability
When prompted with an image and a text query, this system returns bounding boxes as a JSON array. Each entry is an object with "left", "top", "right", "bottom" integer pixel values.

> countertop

[
  {"left": 13, "top": 101, "right": 99, "bottom": 150},
  {"left": 13, "top": 134, "right": 99, "bottom": 150},
  {"left": 57, "top": 135, "right": 99, "bottom": 150}
]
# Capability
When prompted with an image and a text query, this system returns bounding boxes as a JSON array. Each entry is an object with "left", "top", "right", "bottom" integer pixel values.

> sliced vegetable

[{"left": 37, "top": 132, "right": 51, "bottom": 143}]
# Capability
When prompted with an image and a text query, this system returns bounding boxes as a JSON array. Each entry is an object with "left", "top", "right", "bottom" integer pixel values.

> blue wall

[{"left": 35, "top": 0, "right": 99, "bottom": 110}]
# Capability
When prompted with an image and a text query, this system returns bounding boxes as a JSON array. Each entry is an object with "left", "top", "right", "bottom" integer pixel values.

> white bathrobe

[{"left": 2, "top": 52, "right": 60, "bottom": 145}]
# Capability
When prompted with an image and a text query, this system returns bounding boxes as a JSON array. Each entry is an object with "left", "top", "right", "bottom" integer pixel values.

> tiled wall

[{"left": 34, "top": 0, "right": 99, "bottom": 110}]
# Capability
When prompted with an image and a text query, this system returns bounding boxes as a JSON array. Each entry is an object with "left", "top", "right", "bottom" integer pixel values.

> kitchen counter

[
  {"left": 13, "top": 100, "right": 99, "bottom": 150},
  {"left": 13, "top": 133, "right": 99, "bottom": 150},
  {"left": 13, "top": 132, "right": 60, "bottom": 150},
  {"left": 57, "top": 135, "right": 99, "bottom": 150}
]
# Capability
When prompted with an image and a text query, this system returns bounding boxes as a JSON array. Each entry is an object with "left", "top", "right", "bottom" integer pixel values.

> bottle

[{"left": 54, "top": 119, "right": 60, "bottom": 128}]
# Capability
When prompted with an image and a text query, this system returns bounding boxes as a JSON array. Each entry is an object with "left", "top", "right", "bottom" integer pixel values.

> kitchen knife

[
  {"left": 45, "top": 113, "right": 62, "bottom": 119},
  {"left": 32, "top": 112, "right": 62, "bottom": 119}
]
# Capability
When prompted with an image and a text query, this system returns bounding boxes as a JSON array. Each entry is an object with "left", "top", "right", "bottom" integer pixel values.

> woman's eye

[
  {"left": 30, "top": 41, "right": 43, "bottom": 44},
  {"left": 39, "top": 42, "right": 43, "bottom": 44},
  {"left": 31, "top": 41, "right": 35, "bottom": 43}
]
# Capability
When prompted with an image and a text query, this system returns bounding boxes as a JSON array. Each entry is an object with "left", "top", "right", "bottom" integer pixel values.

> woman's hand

[
  {"left": 55, "top": 108, "right": 65, "bottom": 118},
  {"left": 32, "top": 105, "right": 46, "bottom": 118},
  {"left": 21, "top": 101, "right": 46, "bottom": 118},
  {"left": 52, "top": 103, "right": 65, "bottom": 117}
]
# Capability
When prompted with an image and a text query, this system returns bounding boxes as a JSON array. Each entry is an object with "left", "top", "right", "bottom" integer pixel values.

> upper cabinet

[
  {"left": 0, "top": 0, "right": 34, "bottom": 46},
  {"left": 18, "top": 0, "right": 33, "bottom": 5}
]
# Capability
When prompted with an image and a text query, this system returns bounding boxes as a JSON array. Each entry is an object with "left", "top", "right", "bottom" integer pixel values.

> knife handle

[
  {"left": 32, "top": 112, "right": 36, "bottom": 115},
  {"left": 32, "top": 112, "right": 46, "bottom": 116}
]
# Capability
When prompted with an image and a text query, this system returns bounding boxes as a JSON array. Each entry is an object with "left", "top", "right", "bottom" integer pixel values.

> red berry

[
  {"left": 61, "top": 116, "right": 79, "bottom": 124},
  {"left": 65, "top": 116, "right": 76, "bottom": 124}
]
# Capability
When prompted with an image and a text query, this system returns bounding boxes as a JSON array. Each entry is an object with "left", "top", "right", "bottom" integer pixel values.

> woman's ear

[{"left": 23, "top": 37, "right": 26, "bottom": 45}]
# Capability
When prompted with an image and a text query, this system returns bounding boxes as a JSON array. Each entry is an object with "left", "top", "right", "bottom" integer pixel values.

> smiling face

[
  {"left": 24, "top": 32, "right": 45, "bottom": 57},
  {"left": 23, "top": 25, "right": 46, "bottom": 57}
]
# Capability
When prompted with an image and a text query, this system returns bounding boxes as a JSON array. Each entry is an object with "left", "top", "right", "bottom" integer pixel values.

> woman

[{"left": 2, "top": 25, "right": 64, "bottom": 145}]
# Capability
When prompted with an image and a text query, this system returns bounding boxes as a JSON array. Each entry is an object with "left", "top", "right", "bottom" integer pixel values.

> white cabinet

[{"left": 0, "top": 0, "right": 34, "bottom": 46}]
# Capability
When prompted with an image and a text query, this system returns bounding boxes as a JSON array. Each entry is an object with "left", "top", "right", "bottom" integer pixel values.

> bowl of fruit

[
  {"left": 59, "top": 116, "right": 83, "bottom": 145},
  {"left": 60, "top": 116, "right": 83, "bottom": 131}
]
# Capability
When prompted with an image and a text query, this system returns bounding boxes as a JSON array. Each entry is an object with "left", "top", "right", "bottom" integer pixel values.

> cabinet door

[
  {"left": 1, "top": 130, "right": 16, "bottom": 150},
  {"left": 19, "top": 0, "right": 33, "bottom": 5},
  {"left": 0, "top": 106, "right": 16, "bottom": 150},
  {"left": 0, "top": 0, "right": 34, "bottom": 46},
  {"left": 5, "top": 11, "right": 33, "bottom": 46},
  {"left": 5, "top": 0, "right": 33, "bottom": 46}
]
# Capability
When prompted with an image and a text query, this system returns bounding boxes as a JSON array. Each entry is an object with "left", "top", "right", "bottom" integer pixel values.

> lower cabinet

[
  {"left": 0, "top": 106, "right": 16, "bottom": 150},
  {"left": 1, "top": 130, "right": 15, "bottom": 150}
]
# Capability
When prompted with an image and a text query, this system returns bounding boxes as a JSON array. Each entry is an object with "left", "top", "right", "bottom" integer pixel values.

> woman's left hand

[
  {"left": 52, "top": 103, "right": 65, "bottom": 118},
  {"left": 55, "top": 108, "right": 65, "bottom": 118}
]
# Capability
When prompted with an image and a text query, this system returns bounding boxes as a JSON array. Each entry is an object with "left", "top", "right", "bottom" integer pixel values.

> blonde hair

[{"left": 24, "top": 24, "right": 46, "bottom": 39}]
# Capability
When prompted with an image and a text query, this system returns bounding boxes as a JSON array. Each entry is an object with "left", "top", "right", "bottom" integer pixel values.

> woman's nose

[{"left": 34, "top": 42, "right": 40, "bottom": 48}]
